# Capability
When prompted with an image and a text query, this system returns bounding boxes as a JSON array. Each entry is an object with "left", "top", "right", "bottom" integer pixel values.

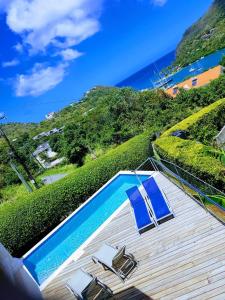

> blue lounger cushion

[
  {"left": 126, "top": 186, "right": 154, "bottom": 233},
  {"left": 143, "top": 177, "right": 173, "bottom": 222}
]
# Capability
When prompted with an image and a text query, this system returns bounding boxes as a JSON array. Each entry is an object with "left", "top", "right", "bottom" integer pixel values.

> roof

[
  {"left": 33, "top": 142, "right": 50, "bottom": 156},
  {"left": 167, "top": 65, "right": 224, "bottom": 97}
]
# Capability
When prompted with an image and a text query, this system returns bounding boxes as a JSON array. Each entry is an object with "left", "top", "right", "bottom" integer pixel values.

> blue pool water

[
  {"left": 117, "top": 48, "right": 225, "bottom": 90},
  {"left": 23, "top": 174, "right": 149, "bottom": 285}
]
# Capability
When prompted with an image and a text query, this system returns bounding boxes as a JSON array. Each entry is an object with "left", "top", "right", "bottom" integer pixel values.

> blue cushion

[
  {"left": 126, "top": 186, "right": 152, "bottom": 230},
  {"left": 143, "top": 177, "right": 171, "bottom": 220}
]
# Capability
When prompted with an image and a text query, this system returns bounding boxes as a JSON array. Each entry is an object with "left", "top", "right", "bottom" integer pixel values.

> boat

[
  {"left": 153, "top": 76, "right": 172, "bottom": 89},
  {"left": 189, "top": 67, "right": 196, "bottom": 72}
]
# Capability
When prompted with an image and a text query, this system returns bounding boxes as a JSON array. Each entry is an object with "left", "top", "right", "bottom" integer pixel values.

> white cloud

[
  {"left": 60, "top": 49, "right": 83, "bottom": 61},
  {"left": 14, "top": 42, "right": 23, "bottom": 53},
  {"left": 15, "top": 63, "right": 67, "bottom": 97},
  {"left": 5, "top": 0, "right": 103, "bottom": 53},
  {"left": 2, "top": 59, "right": 19, "bottom": 67},
  {"left": 152, "top": 0, "right": 167, "bottom": 6},
  {"left": 0, "top": 0, "right": 103, "bottom": 96}
]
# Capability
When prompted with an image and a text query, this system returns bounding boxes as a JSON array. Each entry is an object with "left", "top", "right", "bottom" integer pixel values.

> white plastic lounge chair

[
  {"left": 92, "top": 244, "right": 137, "bottom": 282},
  {"left": 66, "top": 268, "right": 113, "bottom": 299}
]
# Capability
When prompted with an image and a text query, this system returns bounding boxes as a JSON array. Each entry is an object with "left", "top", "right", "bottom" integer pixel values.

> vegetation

[
  {"left": 0, "top": 130, "right": 152, "bottom": 256},
  {"left": 1, "top": 68, "right": 225, "bottom": 255},
  {"left": 1, "top": 75, "right": 225, "bottom": 196},
  {"left": 220, "top": 55, "right": 225, "bottom": 67},
  {"left": 188, "top": 100, "right": 225, "bottom": 145},
  {"left": 0, "top": 87, "right": 169, "bottom": 188},
  {"left": 0, "top": 132, "right": 40, "bottom": 188},
  {"left": 175, "top": 0, "right": 225, "bottom": 66},
  {"left": 155, "top": 99, "right": 225, "bottom": 191},
  {"left": 0, "top": 164, "right": 77, "bottom": 204}
]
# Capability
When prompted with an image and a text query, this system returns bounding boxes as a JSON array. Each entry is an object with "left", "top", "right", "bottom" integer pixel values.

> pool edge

[{"left": 22, "top": 170, "right": 152, "bottom": 289}]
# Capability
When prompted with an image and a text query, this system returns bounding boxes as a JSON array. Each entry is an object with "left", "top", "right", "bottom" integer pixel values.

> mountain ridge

[{"left": 175, "top": 0, "right": 225, "bottom": 66}]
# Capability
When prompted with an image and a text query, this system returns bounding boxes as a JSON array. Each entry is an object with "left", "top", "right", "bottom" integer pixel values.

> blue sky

[{"left": 0, "top": 0, "right": 213, "bottom": 123}]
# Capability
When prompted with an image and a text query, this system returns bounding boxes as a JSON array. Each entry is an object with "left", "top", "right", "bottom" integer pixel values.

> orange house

[{"left": 167, "top": 65, "right": 224, "bottom": 97}]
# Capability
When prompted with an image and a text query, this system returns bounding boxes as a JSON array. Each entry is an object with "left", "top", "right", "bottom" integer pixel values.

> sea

[{"left": 117, "top": 48, "right": 225, "bottom": 90}]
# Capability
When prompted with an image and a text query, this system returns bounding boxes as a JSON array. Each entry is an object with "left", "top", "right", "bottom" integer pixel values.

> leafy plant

[
  {"left": 155, "top": 98, "right": 225, "bottom": 191},
  {"left": 220, "top": 55, "right": 225, "bottom": 67},
  {"left": 204, "top": 147, "right": 225, "bottom": 165}
]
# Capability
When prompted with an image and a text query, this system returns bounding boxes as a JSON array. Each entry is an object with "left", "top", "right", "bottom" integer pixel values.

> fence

[{"left": 135, "top": 157, "right": 225, "bottom": 224}]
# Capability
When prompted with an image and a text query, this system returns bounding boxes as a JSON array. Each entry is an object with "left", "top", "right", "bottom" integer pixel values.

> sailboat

[
  {"left": 153, "top": 76, "right": 172, "bottom": 88},
  {"left": 152, "top": 63, "right": 172, "bottom": 89},
  {"left": 189, "top": 67, "right": 196, "bottom": 72}
]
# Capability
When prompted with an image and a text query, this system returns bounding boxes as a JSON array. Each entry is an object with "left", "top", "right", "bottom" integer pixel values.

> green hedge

[
  {"left": 188, "top": 103, "right": 225, "bottom": 145},
  {"left": 0, "top": 131, "right": 152, "bottom": 256},
  {"left": 155, "top": 99, "right": 225, "bottom": 191},
  {"left": 161, "top": 99, "right": 225, "bottom": 138}
]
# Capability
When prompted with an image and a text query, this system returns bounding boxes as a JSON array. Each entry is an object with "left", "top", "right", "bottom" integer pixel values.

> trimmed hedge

[
  {"left": 161, "top": 99, "right": 225, "bottom": 138},
  {"left": 188, "top": 103, "right": 225, "bottom": 145},
  {"left": 0, "top": 131, "right": 152, "bottom": 256},
  {"left": 155, "top": 99, "right": 225, "bottom": 191}
]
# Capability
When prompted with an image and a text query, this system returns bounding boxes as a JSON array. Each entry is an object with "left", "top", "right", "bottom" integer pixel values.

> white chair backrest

[{"left": 67, "top": 269, "right": 93, "bottom": 297}]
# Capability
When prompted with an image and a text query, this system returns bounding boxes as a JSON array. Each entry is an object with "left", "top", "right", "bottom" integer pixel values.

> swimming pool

[{"left": 23, "top": 172, "right": 149, "bottom": 286}]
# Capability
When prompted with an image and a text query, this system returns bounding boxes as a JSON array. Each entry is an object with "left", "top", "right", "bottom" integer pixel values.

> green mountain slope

[
  {"left": 175, "top": 0, "right": 225, "bottom": 67},
  {"left": 1, "top": 122, "right": 37, "bottom": 140},
  {"left": 1, "top": 73, "right": 225, "bottom": 192}
]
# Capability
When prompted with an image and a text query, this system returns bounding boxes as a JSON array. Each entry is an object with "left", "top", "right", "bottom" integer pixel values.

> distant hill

[
  {"left": 175, "top": 0, "right": 225, "bottom": 67},
  {"left": 0, "top": 89, "right": 99, "bottom": 139}
]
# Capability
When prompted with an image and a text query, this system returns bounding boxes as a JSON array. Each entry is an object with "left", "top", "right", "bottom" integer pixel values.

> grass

[
  {"left": 0, "top": 184, "right": 29, "bottom": 204},
  {"left": 0, "top": 164, "right": 77, "bottom": 204},
  {"left": 83, "top": 145, "right": 117, "bottom": 164},
  {"left": 37, "top": 163, "right": 77, "bottom": 179}
]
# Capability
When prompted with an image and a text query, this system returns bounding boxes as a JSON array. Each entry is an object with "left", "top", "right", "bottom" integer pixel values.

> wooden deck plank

[{"left": 42, "top": 172, "right": 225, "bottom": 300}]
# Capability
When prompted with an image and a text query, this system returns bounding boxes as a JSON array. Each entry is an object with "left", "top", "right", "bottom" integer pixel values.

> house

[
  {"left": 32, "top": 142, "right": 64, "bottom": 169},
  {"left": 45, "top": 112, "right": 56, "bottom": 120},
  {"left": 167, "top": 65, "right": 224, "bottom": 97},
  {"left": 33, "top": 127, "right": 63, "bottom": 140},
  {"left": 33, "top": 132, "right": 48, "bottom": 140}
]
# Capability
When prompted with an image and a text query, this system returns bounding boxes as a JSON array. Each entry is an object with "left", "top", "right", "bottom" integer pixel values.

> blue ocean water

[
  {"left": 117, "top": 51, "right": 175, "bottom": 90},
  {"left": 23, "top": 174, "right": 149, "bottom": 285},
  {"left": 117, "top": 48, "right": 225, "bottom": 90}
]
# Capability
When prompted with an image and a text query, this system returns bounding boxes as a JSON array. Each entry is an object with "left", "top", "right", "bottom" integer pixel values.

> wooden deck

[{"left": 42, "top": 173, "right": 225, "bottom": 300}]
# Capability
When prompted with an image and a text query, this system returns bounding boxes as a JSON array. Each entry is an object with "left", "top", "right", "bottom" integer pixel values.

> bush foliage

[
  {"left": 0, "top": 130, "right": 152, "bottom": 256},
  {"left": 1, "top": 74, "right": 225, "bottom": 254},
  {"left": 155, "top": 99, "right": 225, "bottom": 191}
]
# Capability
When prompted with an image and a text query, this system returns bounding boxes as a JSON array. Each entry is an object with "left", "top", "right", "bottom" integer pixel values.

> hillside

[
  {"left": 1, "top": 73, "right": 225, "bottom": 193},
  {"left": 0, "top": 86, "right": 171, "bottom": 188},
  {"left": 175, "top": 0, "right": 225, "bottom": 67},
  {"left": 1, "top": 122, "right": 38, "bottom": 140},
  {"left": 2, "top": 87, "right": 116, "bottom": 139},
  {"left": 1, "top": 77, "right": 225, "bottom": 255}
]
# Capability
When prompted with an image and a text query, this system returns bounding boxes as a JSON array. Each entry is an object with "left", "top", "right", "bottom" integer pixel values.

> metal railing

[{"left": 135, "top": 157, "right": 225, "bottom": 224}]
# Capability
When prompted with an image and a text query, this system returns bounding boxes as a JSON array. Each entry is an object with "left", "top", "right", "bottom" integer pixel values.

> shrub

[
  {"left": 188, "top": 103, "right": 225, "bottom": 145},
  {"left": 155, "top": 99, "right": 225, "bottom": 191},
  {"left": 161, "top": 98, "right": 225, "bottom": 138},
  {"left": 155, "top": 137, "right": 225, "bottom": 189},
  {"left": 0, "top": 130, "right": 152, "bottom": 256}
]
